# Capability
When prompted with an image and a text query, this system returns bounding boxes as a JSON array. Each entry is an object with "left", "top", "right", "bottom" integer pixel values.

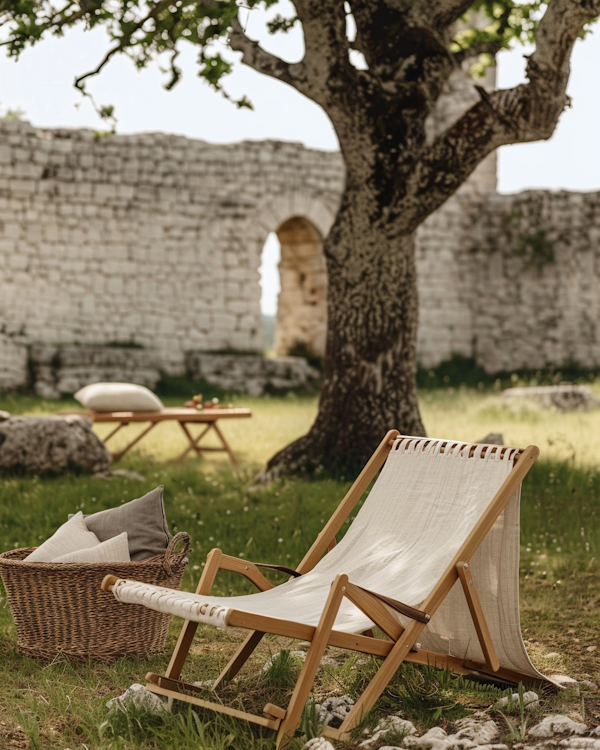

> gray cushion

[{"left": 73, "top": 486, "right": 171, "bottom": 561}]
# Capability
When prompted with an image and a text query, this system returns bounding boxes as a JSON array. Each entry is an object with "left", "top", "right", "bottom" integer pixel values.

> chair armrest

[{"left": 217, "top": 554, "right": 277, "bottom": 591}]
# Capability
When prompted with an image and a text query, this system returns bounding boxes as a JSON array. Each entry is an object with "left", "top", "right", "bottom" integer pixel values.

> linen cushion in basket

[
  {"left": 52, "top": 532, "right": 130, "bottom": 563},
  {"left": 74, "top": 382, "right": 164, "bottom": 413},
  {"left": 26, "top": 512, "right": 100, "bottom": 562},
  {"left": 72, "top": 486, "right": 171, "bottom": 561}
]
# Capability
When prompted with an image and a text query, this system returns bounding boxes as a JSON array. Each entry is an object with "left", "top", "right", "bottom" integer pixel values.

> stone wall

[
  {"left": 0, "top": 100, "right": 599, "bottom": 391},
  {"left": 0, "top": 119, "right": 343, "bottom": 386},
  {"left": 467, "top": 190, "right": 600, "bottom": 372}
]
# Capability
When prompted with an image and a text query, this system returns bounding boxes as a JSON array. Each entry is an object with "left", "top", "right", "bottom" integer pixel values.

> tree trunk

[{"left": 265, "top": 188, "right": 425, "bottom": 478}]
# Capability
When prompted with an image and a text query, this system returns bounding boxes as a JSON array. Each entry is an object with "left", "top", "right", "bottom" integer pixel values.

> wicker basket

[{"left": 0, "top": 531, "right": 190, "bottom": 663}]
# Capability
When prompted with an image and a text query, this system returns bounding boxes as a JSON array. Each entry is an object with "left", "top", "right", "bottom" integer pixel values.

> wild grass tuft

[{"left": 262, "top": 650, "right": 304, "bottom": 689}]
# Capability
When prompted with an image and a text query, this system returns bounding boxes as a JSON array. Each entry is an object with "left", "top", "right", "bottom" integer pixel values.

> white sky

[{"left": 0, "top": 5, "right": 598, "bottom": 314}]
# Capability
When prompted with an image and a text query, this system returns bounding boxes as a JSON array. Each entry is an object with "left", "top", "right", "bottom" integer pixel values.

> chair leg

[
  {"left": 212, "top": 630, "right": 265, "bottom": 689},
  {"left": 164, "top": 548, "right": 223, "bottom": 681},
  {"left": 334, "top": 618, "right": 427, "bottom": 738},
  {"left": 276, "top": 574, "right": 348, "bottom": 749}
]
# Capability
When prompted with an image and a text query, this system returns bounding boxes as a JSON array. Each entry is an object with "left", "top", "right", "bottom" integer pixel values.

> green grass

[{"left": 1, "top": 388, "right": 600, "bottom": 748}]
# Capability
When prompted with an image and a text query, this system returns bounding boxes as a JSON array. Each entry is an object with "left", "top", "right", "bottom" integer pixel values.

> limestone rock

[
  {"left": 502, "top": 386, "right": 600, "bottom": 413},
  {"left": 315, "top": 695, "right": 354, "bottom": 728},
  {"left": 0, "top": 415, "right": 110, "bottom": 475},
  {"left": 30, "top": 344, "right": 166, "bottom": 399},
  {"left": 0, "top": 334, "right": 28, "bottom": 392},
  {"left": 403, "top": 723, "right": 506, "bottom": 750},
  {"left": 106, "top": 683, "right": 169, "bottom": 714},
  {"left": 580, "top": 681, "right": 598, "bottom": 692},
  {"left": 302, "top": 739, "right": 335, "bottom": 750},
  {"left": 478, "top": 433, "right": 504, "bottom": 445},
  {"left": 453, "top": 716, "right": 501, "bottom": 744},
  {"left": 526, "top": 741, "right": 600, "bottom": 750},
  {"left": 494, "top": 691, "right": 540, "bottom": 711},
  {"left": 359, "top": 716, "right": 417, "bottom": 748},
  {"left": 0, "top": 410, "right": 10, "bottom": 422},
  {"left": 403, "top": 726, "right": 452, "bottom": 750},
  {"left": 552, "top": 675, "right": 580, "bottom": 690},
  {"left": 185, "top": 353, "right": 321, "bottom": 396},
  {"left": 528, "top": 716, "right": 588, "bottom": 738}
]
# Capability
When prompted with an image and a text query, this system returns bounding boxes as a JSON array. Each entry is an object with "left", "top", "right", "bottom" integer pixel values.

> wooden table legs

[
  {"left": 103, "top": 421, "right": 160, "bottom": 461},
  {"left": 174, "top": 421, "right": 239, "bottom": 465},
  {"left": 98, "top": 417, "right": 241, "bottom": 465}
]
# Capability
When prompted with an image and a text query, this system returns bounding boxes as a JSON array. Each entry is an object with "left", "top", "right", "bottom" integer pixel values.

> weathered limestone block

[
  {"left": 528, "top": 715, "right": 588, "bottom": 739},
  {"left": 0, "top": 416, "right": 110, "bottom": 474},
  {"left": 0, "top": 334, "right": 28, "bottom": 391},
  {"left": 29, "top": 345, "right": 185, "bottom": 399},
  {"left": 185, "top": 353, "right": 321, "bottom": 396},
  {"left": 502, "top": 385, "right": 600, "bottom": 412}
]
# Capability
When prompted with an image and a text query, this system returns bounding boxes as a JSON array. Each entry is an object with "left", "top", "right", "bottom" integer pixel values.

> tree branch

[
  {"left": 293, "top": 0, "right": 357, "bottom": 103},
  {"left": 293, "top": 0, "right": 350, "bottom": 75},
  {"left": 229, "top": 17, "right": 324, "bottom": 104},
  {"left": 400, "top": 0, "right": 600, "bottom": 230}
]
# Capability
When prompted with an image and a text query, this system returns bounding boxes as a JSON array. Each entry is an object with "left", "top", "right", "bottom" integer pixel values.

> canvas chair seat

[{"left": 102, "top": 433, "right": 547, "bottom": 748}]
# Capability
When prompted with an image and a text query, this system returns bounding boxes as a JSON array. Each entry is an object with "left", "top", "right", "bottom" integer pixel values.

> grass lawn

[{"left": 0, "top": 387, "right": 599, "bottom": 748}]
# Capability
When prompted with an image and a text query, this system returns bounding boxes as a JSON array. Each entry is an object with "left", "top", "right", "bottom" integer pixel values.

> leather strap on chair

[
  {"left": 357, "top": 586, "right": 430, "bottom": 624},
  {"left": 252, "top": 562, "right": 302, "bottom": 577}
]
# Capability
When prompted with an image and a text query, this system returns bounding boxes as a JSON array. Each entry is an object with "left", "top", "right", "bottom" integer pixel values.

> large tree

[{"left": 2, "top": 0, "right": 598, "bottom": 475}]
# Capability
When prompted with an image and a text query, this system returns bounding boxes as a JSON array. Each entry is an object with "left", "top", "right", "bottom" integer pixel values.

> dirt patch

[{"left": 0, "top": 721, "right": 29, "bottom": 750}]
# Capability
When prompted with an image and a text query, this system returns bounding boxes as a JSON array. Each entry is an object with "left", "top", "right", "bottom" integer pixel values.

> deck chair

[{"left": 101, "top": 431, "right": 548, "bottom": 748}]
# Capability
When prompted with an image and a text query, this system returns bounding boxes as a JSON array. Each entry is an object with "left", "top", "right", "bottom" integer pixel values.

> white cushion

[
  {"left": 53, "top": 532, "right": 130, "bottom": 563},
  {"left": 74, "top": 383, "right": 164, "bottom": 413},
  {"left": 26, "top": 512, "right": 101, "bottom": 562}
]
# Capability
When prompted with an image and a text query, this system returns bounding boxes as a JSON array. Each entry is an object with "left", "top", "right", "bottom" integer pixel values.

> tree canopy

[{"left": 0, "top": 1, "right": 594, "bottom": 121}]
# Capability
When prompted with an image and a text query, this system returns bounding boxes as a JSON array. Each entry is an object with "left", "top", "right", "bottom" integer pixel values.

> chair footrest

[{"left": 145, "top": 673, "right": 282, "bottom": 730}]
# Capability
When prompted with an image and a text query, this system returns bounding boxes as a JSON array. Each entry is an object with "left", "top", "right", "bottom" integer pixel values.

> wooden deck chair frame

[{"left": 103, "top": 430, "right": 539, "bottom": 748}]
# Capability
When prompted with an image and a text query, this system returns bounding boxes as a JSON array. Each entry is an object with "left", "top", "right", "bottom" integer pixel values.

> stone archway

[{"left": 274, "top": 216, "right": 328, "bottom": 358}]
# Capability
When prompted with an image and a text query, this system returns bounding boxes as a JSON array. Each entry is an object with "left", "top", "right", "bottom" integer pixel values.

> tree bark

[{"left": 265, "top": 186, "right": 425, "bottom": 478}]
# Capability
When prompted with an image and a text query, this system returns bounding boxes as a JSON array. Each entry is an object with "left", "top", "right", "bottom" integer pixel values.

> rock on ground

[
  {"left": 524, "top": 740, "right": 600, "bottom": 750},
  {"left": 106, "top": 683, "right": 169, "bottom": 714},
  {"left": 302, "top": 739, "right": 335, "bottom": 750},
  {"left": 315, "top": 695, "right": 354, "bottom": 727},
  {"left": 502, "top": 385, "right": 600, "bottom": 412},
  {"left": 478, "top": 433, "right": 504, "bottom": 445},
  {"left": 494, "top": 691, "right": 540, "bottom": 711},
  {"left": 528, "top": 715, "right": 588, "bottom": 738},
  {"left": 402, "top": 720, "right": 504, "bottom": 750},
  {"left": 0, "top": 415, "right": 110, "bottom": 475},
  {"left": 359, "top": 716, "right": 417, "bottom": 748}
]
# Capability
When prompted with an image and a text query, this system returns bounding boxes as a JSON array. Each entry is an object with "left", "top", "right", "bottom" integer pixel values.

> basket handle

[{"left": 162, "top": 532, "right": 191, "bottom": 575}]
